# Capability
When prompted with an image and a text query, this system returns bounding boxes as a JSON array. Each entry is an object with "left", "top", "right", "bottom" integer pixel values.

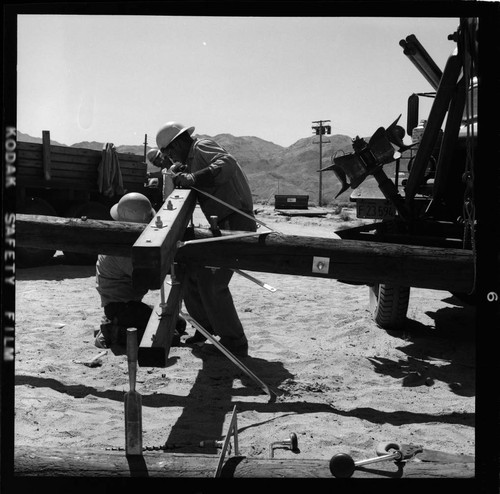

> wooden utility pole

[
  {"left": 14, "top": 445, "right": 474, "bottom": 478},
  {"left": 312, "top": 120, "right": 331, "bottom": 206},
  {"left": 16, "top": 211, "right": 476, "bottom": 293}
]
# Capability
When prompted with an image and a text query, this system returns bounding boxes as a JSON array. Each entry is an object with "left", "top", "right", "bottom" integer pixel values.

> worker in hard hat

[
  {"left": 146, "top": 148, "right": 175, "bottom": 201},
  {"left": 156, "top": 121, "right": 256, "bottom": 358},
  {"left": 95, "top": 192, "right": 186, "bottom": 348}
]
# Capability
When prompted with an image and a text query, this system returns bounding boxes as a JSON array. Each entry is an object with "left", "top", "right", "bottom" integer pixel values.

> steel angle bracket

[
  {"left": 177, "top": 228, "right": 274, "bottom": 248},
  {"left": 214, "top": 405, "right": 240, "bottom": 478},
  {"left": 176, "top": 184, "right": 282, "bottom": 247},
  {"left": 191, "top": 185, "right": 280, "bottom": 234},
  {"left": 180, "top": 311, "right": 276, "bottom": 402},
  {"left": 233, "top": 268, "right": 277, "bottom": 292},
  {"left": 205, "top": 267, "right": 277, "bottom": 292}
]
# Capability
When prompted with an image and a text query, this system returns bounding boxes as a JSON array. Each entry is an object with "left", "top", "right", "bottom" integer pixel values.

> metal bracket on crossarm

[{"left": 180, "top": 310, "right": 276, "bottom": 402}]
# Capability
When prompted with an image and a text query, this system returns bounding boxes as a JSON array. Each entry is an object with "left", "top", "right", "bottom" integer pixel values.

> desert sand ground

[{"left": 13, "top": 205, "right": 475, "bottom": 477}]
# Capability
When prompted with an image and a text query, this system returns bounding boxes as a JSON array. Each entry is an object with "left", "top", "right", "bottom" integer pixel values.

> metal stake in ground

[
  {"left": 124, "top": 328, "right": 143, "bottom": 455},
  {"left": 214, "top": 405, "right": 240, "bottom": 478}
]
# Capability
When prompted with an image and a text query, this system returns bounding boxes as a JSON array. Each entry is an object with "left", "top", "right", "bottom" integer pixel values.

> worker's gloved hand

[
  {"left": 174, "top": 173, "right": 196, "bottom": 188},
  {"left": 169, "top": 162, "right": 187, "bottom": 174}
]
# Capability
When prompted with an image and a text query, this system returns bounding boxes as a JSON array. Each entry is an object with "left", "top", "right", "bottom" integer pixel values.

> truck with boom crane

[{"left": 320, "top": 17, "right": 481, "bottom": 329}]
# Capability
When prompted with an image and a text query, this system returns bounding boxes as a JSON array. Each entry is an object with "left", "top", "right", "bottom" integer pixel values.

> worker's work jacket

[
  {"left": 186, "top": 138, "right": 254, "bottom": 224},
  {"left": 96, "top": 254, "right": 148, "bottom": 307}
]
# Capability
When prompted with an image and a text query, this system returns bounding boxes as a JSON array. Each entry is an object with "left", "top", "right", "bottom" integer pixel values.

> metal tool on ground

[
  {"left": 329, "top": 442, "right": 423, "bottom": 478},
  {"left": 200, "top": 439, "right": 232, "bottom": 454},
  {"left": 73, "top": 350, "right": 107, "bottom": 367},
  {"left": 180, "top": 310, "right": 276, "bottom": 402},
  {"left": 269, "top": 432, "right": 299, "bottom": 458},
  {"left": 214, "top": 405, "right": 240, "bottom": 478},
  {"left": 124, "top": 328, "right": 143, "bottom": 455}
]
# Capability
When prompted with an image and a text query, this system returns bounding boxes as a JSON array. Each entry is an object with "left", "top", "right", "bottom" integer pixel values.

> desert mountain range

[{"left": 17, "top": 130, "right": 404, "bottom": 205}]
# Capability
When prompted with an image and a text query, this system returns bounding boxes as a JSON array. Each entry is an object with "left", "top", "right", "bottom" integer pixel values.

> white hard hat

[
  {"left": 156, "top": 121, "right": 195, "bottom": 150},
  {"left": 110, "top": 192, "right": 156, "bottom": 223},
  {"left": 146, "top": 148, "right": 163, "bottom": 167}
]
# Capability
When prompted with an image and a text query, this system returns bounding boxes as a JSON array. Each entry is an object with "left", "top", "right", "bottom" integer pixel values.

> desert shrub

[
  {"left": 340, "top": 211, "right": 352, "bottom": 222},
  {"left": 327, "top": 199, "right": 355, "bottom": 210}
]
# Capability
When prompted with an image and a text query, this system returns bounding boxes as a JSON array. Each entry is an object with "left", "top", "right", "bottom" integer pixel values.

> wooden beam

[
  {"left": 132, "top": 189, "right": 196, "bottom": 290},
  {"left": 16, "top": 214, "right": 144, "bottom": 257},
  {"left": 138, "top": 264, "right": 187, "bottom": 367},
  {"left": 42, "top": 130, "right": 51, "bottom": 181},
  {"left": 14, "top": 446, "right": 474, "bottom": 478},
  {"left": 175, "top": 227, "right": 476, "bottom": 292},
  {"left": 16, "top": 213, "right": 480, "bottom": 292}
]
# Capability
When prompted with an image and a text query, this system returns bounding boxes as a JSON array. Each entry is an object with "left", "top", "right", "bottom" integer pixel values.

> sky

[{"left": 17, "top": 14, "right": 462, "bottom": 148}]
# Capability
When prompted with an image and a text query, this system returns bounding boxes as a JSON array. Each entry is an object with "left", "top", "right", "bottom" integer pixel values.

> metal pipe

[{"left": 399, "top": 34, "right": 443, "bottom": 90}]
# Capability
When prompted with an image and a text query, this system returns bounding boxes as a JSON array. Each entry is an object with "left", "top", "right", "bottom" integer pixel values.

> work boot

[
  {"left": 168, "top": 316, "right": 189, "bottom": 347},
  {"left": 185, "top": 331, "right": 208, "bottom": 346},
  {"left": 95, "top": 317, "right": 120, "bottom": 348},
  {"left": 185, "top": 322, "right": 217, "bottom": 346},
  {"left": 176, "top": 316, "right": 187, "bottom": 335},
  {"left": 94, "top": 330, "right": 108, "bottom": 349}
]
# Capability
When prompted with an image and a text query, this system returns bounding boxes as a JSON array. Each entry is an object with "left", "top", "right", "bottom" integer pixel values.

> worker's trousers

[
  {"left": 103, "top": 300, "right": 152, "bottom": 345},
  {"left": 183, "top": 211, "right": 256, "bottom": 346}
]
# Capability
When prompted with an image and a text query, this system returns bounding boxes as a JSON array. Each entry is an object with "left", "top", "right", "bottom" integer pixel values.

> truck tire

[
  {"left": 17, "top": 197, "right": 57, "bottom": 267},
  {"left": 63, "top": 201, "right": 111, "bottom": 265},
  {"left": 369, "top": 283, "right": 410, "bottom": 330}
]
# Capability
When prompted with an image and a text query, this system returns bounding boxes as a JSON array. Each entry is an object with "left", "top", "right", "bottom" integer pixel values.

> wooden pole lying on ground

[{"left": 13, "top": 446, "right": 475, "bottom": 478}]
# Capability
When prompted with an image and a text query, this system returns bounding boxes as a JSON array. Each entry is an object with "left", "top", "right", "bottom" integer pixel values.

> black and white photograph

[{"left": 2, "top": 1, "right": 499, "bottom": 488}]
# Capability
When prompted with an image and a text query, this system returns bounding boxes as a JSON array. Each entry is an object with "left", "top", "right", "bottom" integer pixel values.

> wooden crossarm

[
  {"left": 138, "top": 264, "right": 187, "bottom": 367},
  {"left": 131, "top": 189, "right": 196, "bottom": 290}
]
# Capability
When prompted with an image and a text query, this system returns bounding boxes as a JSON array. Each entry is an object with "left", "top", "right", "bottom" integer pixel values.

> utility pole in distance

[
  {"left": 312, "top": 120, "right": 331, "bottom": 206},
  {"left": 143, "top": 134, "right": 148, "bottom": 163}
]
